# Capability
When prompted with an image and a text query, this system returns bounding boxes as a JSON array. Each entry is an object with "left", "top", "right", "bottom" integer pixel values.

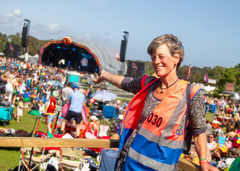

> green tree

[
  {"left": 0, "top": 33, "right": 8, "bottom": 52},
  {"left": 207, "top": 66, "right": 225, "bottom": 80},
  {"left": 8, "top": 33, "right": 21, "bottom": 45},
  {"left": 213, "top": 67, "right": 238, "bottom": 97},
  {"left": 0, "top": 32, "right": 48, "bottom": 57},
  {"left": 177, "top": 65, "right": 189, "bottom": 80}
]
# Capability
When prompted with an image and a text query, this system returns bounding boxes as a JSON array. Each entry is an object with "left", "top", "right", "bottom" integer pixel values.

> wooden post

[
  {"left": 0, "top": 137, "right": 119, "bottom": 148},
  {"left": 0, "top": 137, "right": 201, "bottom": 170}
]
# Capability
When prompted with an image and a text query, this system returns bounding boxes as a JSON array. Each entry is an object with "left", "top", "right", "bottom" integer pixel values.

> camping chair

[
  {"left": 18, "top": 147, "right": 56, "bottom": 171},
  {"left": 57, "top": 147, "right": 85, "bottom": 171},
  {"left": 102, "top": 105, "right": 117, "bottom": 119},
  {"left": 217, "top": 136, "right": 228, "bottom": 156},
  {"left": 212, "top": 136, "right": 228, "bottom": 163}
]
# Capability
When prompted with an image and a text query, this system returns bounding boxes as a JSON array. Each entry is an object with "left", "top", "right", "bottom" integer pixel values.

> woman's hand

[
  {"left": 92, "top": 70, "right": 105, "bottom": 84},
  {"left": 201, "top": 163, "right": 219, "bottom": 171}
]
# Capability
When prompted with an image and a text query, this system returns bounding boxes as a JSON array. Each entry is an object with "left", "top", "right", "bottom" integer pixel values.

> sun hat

[
  {"left": 118, "top": 114, "right": 123, "bottom": 120},
  {"left": 90, "top": 115, "right": 98, "bottom": 120}
]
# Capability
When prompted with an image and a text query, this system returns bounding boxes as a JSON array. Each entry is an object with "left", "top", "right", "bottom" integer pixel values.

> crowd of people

[
  {"left": 2, "top": 34, "right": 240, "bottom": 170},
  {"left": 0, "top": 57, "right": 124, "bottom": 138},
  {"left": 183, "top": 96, "right": 240, "bottom": 169}
]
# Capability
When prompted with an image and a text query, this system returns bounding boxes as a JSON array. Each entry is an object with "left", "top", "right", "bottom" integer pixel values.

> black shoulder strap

[
  {"left": 143, "top": 76, "right": 157, "bottom": 87},
  {"left": 183, "top": 83, "right": 192, "bottom": 154},
  {"left": 186, "top": 83, "right": 191, "bottom": 120}
]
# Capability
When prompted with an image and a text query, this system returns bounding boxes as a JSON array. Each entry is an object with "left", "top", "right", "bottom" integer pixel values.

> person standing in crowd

[
  {"left": 60, "top": 85, "right": 85, "bottom": 138},
  {"left": 93, "top": 34, "right": 218, "bottom": 171},
  {"left": 46, "top": 95, "right": 57, "bottom": 133},
  {"left": 205, "top": 98, "right": 210, "bottom": 114},
  {"left": 115, "top": 100, "right": 121, "bottom": 116},
  {"left": 11, "top": 77, "right": 19, "bottom": 107},
  {"left": 45, "top": 87, "right": 51, "bottom": 101},
  {"left": 16, "top": 96, "right": 24, "bottom": 122},
  {"left": 219, "top": 101, "right": 225, "bottom": 116},
  {"left": 5, "top": 74, "right": 14, "bottom": 103},
  {"left": 231, "top": 103, "right": 237, "bottom": 118},
  {"left": 61, "top": 82, "right": 73, "bottom": 106}
]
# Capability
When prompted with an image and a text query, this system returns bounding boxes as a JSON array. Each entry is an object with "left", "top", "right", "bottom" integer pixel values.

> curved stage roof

[{"left": 39, "top": 37, "right": 127, "bottom": 75}]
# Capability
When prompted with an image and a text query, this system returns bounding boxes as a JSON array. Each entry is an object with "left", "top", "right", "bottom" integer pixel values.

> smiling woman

[{"left": 91, "top": 34, "right": 219, "bottom": 171}]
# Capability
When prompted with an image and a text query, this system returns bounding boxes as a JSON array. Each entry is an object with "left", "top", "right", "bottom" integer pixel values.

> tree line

[
  {"left": 0, "top": 32, "right": 48, "bottom": 56},
  {"left": 1, "top": 32, "right": 240, "bottom": 97}
]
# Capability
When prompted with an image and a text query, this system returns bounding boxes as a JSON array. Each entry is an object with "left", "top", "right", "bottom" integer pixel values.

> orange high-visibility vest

[{"left": 119, "top": 78, "right": 201, "bottom": 170}]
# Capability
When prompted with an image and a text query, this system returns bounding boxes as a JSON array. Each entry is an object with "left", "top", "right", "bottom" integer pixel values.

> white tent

[
  {"left": 203, "top": 85, "right": 216, "bottom": 92},
  {"left": 18, "top": 53, "right": 27, "bottom": 58},
  {"left": 18, "top": 53, "right": 30, "bottom": 62},
  {"left": 31, "top": 53, "right": 39, "bottom": 58},
  {"left": 28, "top": 54, "right": 39, "bottom": 64},
  {"left": 19, "top": 53, "right": 39, "bottom": 63},
  {"left": 72, "top": 38, "right": 127, "bottom": 75}
]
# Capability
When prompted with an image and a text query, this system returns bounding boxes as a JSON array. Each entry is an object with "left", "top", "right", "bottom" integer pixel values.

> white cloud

[
  {"left": 0, "top": 9, "right": 22, "bottom": 24},
  {"left": 31, "top": 23, "right": 68, "bottom": 40},
  {"left": 0, "top": 9, "right": 68, "bottom": 40},
  {"left": 13, "top": 9, "right": 22, "bottom": 16},
  {"left": 0, "top": 9, "right": 23, "bottom": 35},
  {"left": 47, "top": 24, "right": 61, "bottom": 31},
  {"left": 80, "top": 34, "right": 112, "bottom": 47}
]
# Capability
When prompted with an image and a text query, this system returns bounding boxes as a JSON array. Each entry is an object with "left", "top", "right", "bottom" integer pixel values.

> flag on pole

[
  {"left": 187, "top": 64, "right": 191, "bottom": 81},
  {"left": 204, "top": 73, "right": 208, "bottom": 82}
]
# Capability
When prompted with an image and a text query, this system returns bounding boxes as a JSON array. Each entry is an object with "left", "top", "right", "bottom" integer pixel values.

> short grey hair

[{"left": 147, "top": 34, "right": 184, "bottom": 70}]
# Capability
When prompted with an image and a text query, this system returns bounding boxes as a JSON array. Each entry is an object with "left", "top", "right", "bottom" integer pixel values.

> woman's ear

[{"left": 173, "top": 53, "right": 180, "bottom": 64}]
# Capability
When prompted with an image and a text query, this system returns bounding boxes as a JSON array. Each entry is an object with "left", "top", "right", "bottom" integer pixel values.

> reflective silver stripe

[
  {"left": 138, "top": 127, "right": 184, "bottom": 149},
  {"left": 128, "top": 147, "right": 176, "bottom": 171},
  {"left": 138, "top": 83, "right": 190, "bottom": 149}
]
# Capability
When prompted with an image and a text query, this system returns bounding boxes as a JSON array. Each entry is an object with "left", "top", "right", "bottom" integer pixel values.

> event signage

[
  {"left": 225, "top": 82, "right": 234, "bottom": 92},
  {"left": 208, "top": 79, "right": 217, "bottom": 84}
]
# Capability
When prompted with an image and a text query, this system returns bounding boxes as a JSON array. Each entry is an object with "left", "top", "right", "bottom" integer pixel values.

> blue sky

[{"left": 1, "top": 0, "right": 240, "bottom": 68}]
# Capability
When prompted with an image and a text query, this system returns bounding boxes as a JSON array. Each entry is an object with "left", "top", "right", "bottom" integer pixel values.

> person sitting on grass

[
  {"left": 213, "top": 124, "right": 224, "bottom": 137},
  {"left": 28, "top": 99, "right": 40, "bottom": 116},
  {"left": 85, "top": 115, "right": 100, "bottom": 138},
  {"left": 23, "top": 87, "right": 31, "bottom": 107},
  {"left": 38, "top": 100, "right": 45, "bottom": 116},
  {"left": 207, "top": 133, "right": 218, "bottom": 158}
]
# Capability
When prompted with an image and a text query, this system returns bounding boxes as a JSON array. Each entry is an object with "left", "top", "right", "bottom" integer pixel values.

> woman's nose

[{"left": 152, "top": 56, "right": 161, "bottom": 63}]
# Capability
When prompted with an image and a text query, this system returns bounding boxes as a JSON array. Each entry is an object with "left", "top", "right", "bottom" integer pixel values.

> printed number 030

[{"left": 147, "top": 113, "right": 162, "bottom": 127}]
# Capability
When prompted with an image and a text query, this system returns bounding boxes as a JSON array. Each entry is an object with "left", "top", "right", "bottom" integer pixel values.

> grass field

[
  {"left": 0, "top": 107, "right": 217, "bottom": 170},
  {"left": 0, "top": 107, "right": 49, "bottom": 170}
]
